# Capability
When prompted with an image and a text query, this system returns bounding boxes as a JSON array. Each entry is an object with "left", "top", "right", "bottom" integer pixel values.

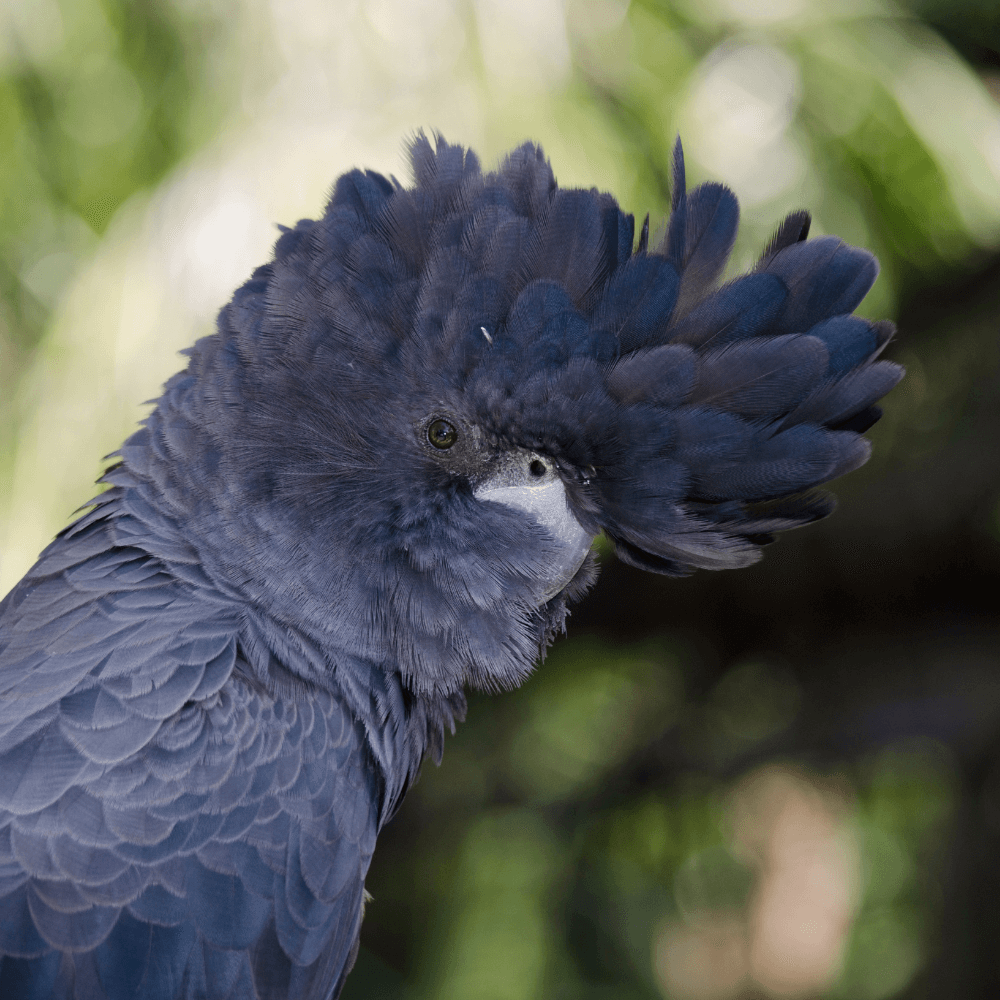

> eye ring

[{"left": 427, "top": 418, "right": 458, "bottom": 450}]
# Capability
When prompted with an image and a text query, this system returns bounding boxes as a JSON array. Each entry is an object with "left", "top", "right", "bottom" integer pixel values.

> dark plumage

[{"left": 0, "top": 134, "right": 903, "bottom": 999}]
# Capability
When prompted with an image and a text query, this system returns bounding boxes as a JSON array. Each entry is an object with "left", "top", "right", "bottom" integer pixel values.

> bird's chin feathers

[{"left": 118, "top": 132, "right": 902, "bottom": 696}]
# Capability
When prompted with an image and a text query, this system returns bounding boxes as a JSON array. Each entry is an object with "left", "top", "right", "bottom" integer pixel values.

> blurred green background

[{"left": 2, "top": 0, "right": 999, "bottom": 997}]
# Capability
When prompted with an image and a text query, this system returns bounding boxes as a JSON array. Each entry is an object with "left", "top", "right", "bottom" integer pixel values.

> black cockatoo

[{"left": 0, "top": 135, "right": 902, "bottom": 999}]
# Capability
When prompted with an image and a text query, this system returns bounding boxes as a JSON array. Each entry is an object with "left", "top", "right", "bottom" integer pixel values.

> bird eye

[{"left": 427, "top": 419, "right": 458, "bottom": 450}]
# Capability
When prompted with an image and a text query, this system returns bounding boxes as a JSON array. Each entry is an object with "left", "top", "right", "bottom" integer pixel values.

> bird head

[{"left": 120, "top": 134, "right": 902, "bottom": 699}]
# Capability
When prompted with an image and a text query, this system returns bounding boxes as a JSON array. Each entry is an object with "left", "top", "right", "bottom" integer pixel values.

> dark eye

[{"left": 427, "top": 419, "right": 458, "bottom": 450}]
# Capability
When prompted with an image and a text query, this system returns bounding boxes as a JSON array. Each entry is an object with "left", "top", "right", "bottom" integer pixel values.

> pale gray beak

[{"left": 474, "top": 451, "right": 594, "bottom": 601}]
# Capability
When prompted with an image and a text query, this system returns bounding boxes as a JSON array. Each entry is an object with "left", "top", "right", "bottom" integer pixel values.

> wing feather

[{"left": 0, "top": 521, "right": 380, "bottom": 999}]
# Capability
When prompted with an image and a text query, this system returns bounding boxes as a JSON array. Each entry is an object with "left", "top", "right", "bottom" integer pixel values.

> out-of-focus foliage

[
  {"left": 0, "top": 0, "right": 230, "bottom": 581},
  {"left": 2, "top": 1, "right": 999, "bottom": 998},
  {"left": 1, "top": 0, "right": 202, "bottom": 341},
  {"left": 358, "top": 642, "right": 963, "bottom": 1000}
]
